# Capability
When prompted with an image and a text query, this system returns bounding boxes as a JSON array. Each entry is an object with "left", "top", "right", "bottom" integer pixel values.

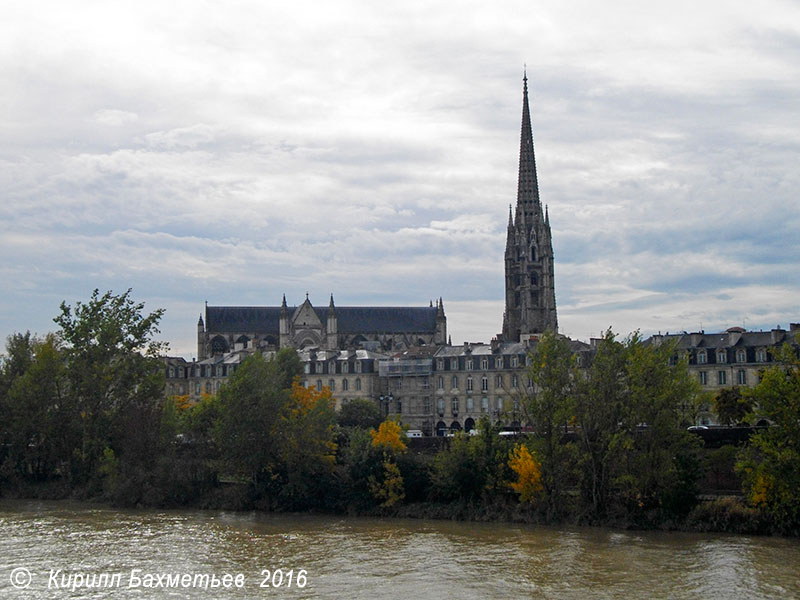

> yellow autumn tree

[
  {"left": 370, "top": 419, "right": 407, "bottom": 453},
  {"left": 508, "top": 443, "right": 543, "bottom": 503},
  {"left": 290, "top": 377, "right": 335, "bottom": 415},
  {"left": 369, "top": 459, "right": 406, "bottom": 507}
]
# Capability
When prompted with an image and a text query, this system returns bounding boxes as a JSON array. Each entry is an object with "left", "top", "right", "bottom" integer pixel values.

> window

[
  {"left": 329, "top": 379, "right": 335, "bottom": 391},
  {"left": 316, "top": 379, "right": 323, "bottom": 391},
  {"left": 512, "top": 374, "right": 518, "bottom": 388},
  {"left": 216, "top": 381, "right": 221, "bottom": 392},
  {"left": 437, "top": 398, "right": 444, "bottom": 415},
  {"left": 452, "top": 375, "right": 458, "bottom": 389},
  {"left": 717, "top": 350, "right": 727, "bottom": 364},
  {"left": 423, "top": 397, "right": 431, "bottom": 413},
  {"left": 450, "top": 358, "right": 458, "bottom": 370},
  {"left": 467, "top": 377, "right": 474, "bottom": 391},
  {"left": 451, "top": 397, "right": 459, "bottom": 414},
  {"left": 481, "top": 358, "right": 489, "bottom": 370},
  {"left": 757, "top": 349, "right": 766, "bottom": 362},
  {"left": 342, "top": 362, "right": 349, "bottom": 374},
  {"left": 495, "top": 374, "right": 503, "bottom": 388},
  {"left": 355, "top": 378, "right": 361, "bottom": 391},
  {"left": 481, "top": 397, "right": 489, "bottom": 412},
  {"left": 736, "top": 350, "right": 746, "bottom": 363},
  {"left": 396, "top": 399, "right": 402, "bottom": 414},
  {"left": 356, "top": 361, "right": 362, "bottom": 373},
  {"left": 718, "top": 371, "right": 727, "bottom": 385},
  {"left": 304, "top": 363, "right": 310, "bottom": 374},
  {"left": 698, "top": 351, "right": 707, "bottom": 364},
  {"left": 168, "top": 367, "right": 175, "bottom": 378},
  {"left": 512, "top": 356, "right": 519, "bottom": 368},
  {"left": 438, "top": 376, "right": 444, "bottom": 389},
  {"left": 195, "top": 383, "right": 201, "bottom": 395},
  {"left": 481, "top": 376, "right": 488, "bottom": 392},
  {"left": 497, "top": 397, "right": 504, "bottom": 411},
  {"left": 437, "top": 359, "right": 444, "bottom": 370},
  {"left": 495, "top": 357, "right": 503, "bottom": 369},
  {"left": 466, "top": 359, "right": 474, "bottom": 371},
  {"left": 342, "top": 378, "right": 349, "bottom": 391},
  {"left": 737, "top": 370, "right": 747, "bottom": 385},
  {"left": 699, "top": 371, "right": 707, "bottom": 385},
  {"left": 466, "top": 396, "right": 473, "bottom": 412},
  {"left": 317, "top": 361, "right": 324, "bottom": 373}
]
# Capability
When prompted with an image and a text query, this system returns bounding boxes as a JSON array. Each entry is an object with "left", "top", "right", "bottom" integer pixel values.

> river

[{"left": 1, "top": 500, "right": 798, "bottom": 599}]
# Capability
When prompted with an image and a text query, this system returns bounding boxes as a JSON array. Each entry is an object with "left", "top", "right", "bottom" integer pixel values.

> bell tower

[{"left": 502, "top": 73, "right": 558, "bottom": 341}]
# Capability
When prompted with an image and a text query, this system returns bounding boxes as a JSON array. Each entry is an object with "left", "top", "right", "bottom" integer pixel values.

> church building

[{"left": 197, "top": 294, "right": 446, "bottom": 359}]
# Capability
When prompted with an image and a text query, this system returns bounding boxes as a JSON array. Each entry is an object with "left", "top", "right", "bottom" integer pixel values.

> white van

[{"left": 406, "top": 429, "right": 424, "bottom": 438}]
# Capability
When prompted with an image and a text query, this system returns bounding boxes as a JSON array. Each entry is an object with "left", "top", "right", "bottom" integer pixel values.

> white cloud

[{"left": 1, "top": 0, "right": 798, "bottom": 355}]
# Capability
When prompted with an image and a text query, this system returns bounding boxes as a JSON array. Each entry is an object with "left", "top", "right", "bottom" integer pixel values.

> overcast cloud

[{"left": 1, "top": 0, "right": 798, "bottom": 356}]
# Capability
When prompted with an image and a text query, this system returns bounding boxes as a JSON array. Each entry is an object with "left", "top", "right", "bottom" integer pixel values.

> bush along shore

[{"left": 1, "top": 290, "right": 798, "bottom": 536}]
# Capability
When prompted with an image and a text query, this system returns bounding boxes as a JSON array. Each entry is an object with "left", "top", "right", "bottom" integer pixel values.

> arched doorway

[
  {"left": 436, "top": 421, "right": 447, "bottom": 437},
  {"left": 464, "top": 417, "right": 476, "bottom": 433},
  {"left": 450, "top": 421, "right": 462, "bottom": 433}
]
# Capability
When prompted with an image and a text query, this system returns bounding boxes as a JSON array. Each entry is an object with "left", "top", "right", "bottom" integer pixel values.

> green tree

[
  {"left": 618, "top": 334, "right": 702, "bottom": 520},
  {"left": 216, "top": 353, "right": 288, "bottom": 498},
  {"left": 574, "top": 329, "right": 628, "bottom": 521},
  {"left": 337, "top": 398, "right": 382, "bottom": 429},
  {"left": 53, "top": 289, "right": 167, "bottom": 492},
  {"left": 713, "top": 387, "right": 752, "bottom": 426},
  {"left": 4, "top": 335, "right": 70, "bottom": 483},
  {"left": 737, "top": 340, "right": 800, "bottom": 534},
  {"left": 524, "top": 332, "right": 579, "bottom": 518},
  {"left": 216, "top": 352, "right": 337, "bottom": 509}
]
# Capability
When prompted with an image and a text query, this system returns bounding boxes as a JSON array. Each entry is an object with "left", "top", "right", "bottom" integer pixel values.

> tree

[
  {"left": 573, "top": 329, "right": 628, "bottom": 521},
  {"left": 508, "top": 443, "right": 543, "bottom": 503},
  {"left": 713, "top": 387, "right": 753, "bottom": 426},
  {"left": 618, "top": 333, "right": 702, "bottom": 520},
  {"left": 737, "top": 340, "right": 800, "bottom": 534},
  {"left": 53, "top": 289, "right": 166, "bottom": 490},
  {"left": 524, "top": 332, "right": 579, "bottom": 518},
  {"left": 216, "top": 354, "right": 337, "bottom": 509},
  {"left": 4, "top": 335, "right": 70, "bottom": 482},
  {"left": 337, "top": 398, "right": 382, "bottom": 429}
]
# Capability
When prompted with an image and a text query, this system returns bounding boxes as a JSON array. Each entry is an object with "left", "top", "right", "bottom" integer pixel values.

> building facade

[{"left": 648, "top": 324, "right": 800, "bottom": 426}]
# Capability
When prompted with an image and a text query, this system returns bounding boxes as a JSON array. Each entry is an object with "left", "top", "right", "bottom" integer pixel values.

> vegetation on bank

[{"left": 1, "top": 290, "right": 799, "bottom": 536}]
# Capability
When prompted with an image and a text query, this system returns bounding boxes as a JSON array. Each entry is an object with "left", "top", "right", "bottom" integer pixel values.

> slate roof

[{"left": 205, "top": 305, "right": 438, "bottom": 335}]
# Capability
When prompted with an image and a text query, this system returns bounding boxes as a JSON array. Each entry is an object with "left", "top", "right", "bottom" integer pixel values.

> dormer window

[
  {"left": 717, "top": 350, "right": 727, "bottom": 364},
  {"left": 757, "top": 349, "right": 766, "bottom": 362},
  {"left": 736, "top": 350, "right": 746, "bottom": 363},
  {"left": 450, "top": 358, "right": 458, "bottom": 370},
  {"left": 698, "top": 351, "right": 707, "bottom": 364}
]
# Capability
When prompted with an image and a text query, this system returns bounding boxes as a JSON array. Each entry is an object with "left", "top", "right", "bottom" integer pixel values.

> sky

[{"left": 1, "top": 0, "right": 798, "bottom": 357}]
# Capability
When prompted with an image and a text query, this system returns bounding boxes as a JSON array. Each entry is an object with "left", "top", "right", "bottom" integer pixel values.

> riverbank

[{"left": 1, "top": 479, "right": 784, "bottom": 538}]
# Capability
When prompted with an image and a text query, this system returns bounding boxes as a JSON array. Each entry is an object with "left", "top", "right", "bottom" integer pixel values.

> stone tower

[{"left": 502, "top": 74, "right": 558, "bottom": 341}]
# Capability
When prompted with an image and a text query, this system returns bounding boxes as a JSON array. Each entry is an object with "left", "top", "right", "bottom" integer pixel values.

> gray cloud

[{"left": 1, "top": 0, "right": 798, "bottom": 356}]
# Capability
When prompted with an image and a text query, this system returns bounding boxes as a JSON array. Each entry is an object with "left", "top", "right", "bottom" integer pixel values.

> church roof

[{"left": 205, "top": 305, "right": 438, "bottom": 335}]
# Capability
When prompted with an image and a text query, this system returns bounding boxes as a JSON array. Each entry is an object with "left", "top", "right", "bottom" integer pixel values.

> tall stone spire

[
  {"left": 502, "top": 73, "right": 558, "bottom": 341},
  {"left": 516, "top": 71, "right": 541, "bottom": 224}
]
